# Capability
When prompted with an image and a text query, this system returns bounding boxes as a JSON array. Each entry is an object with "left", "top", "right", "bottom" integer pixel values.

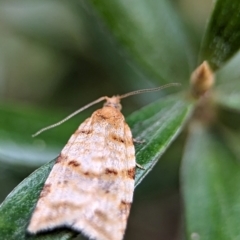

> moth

[{"left": 27, "top": 83, "right": 179, "bottom": 240}]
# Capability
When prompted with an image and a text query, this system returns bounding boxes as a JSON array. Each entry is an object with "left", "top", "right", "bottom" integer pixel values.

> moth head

[{"left": 104, "top": 96, "right": 122, "bottom": 110}]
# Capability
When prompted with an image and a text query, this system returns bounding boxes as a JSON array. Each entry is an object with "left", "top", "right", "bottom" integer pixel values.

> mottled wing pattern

[{"left": 28, "top": 106, "right": 136, "bottom": 240}]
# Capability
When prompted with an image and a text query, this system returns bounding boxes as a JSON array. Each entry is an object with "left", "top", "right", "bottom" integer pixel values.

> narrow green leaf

[
  {"left": 86, "top": 0, "right": 194, "bottom": 83},
  {"left": 134, "top": 131, "right": 185, "bottom": 199},
  {"left": 0, "top": 95, "right": 193, "bottom": 239},
  {"left": 129, "top": 94, "right": 194, "bottom": 186},
  {"left": 181, "top": 123, "right": 240, "bottom": 240},
  {"left": 200, "top": 0, "right": 240, "bottom": 70}
]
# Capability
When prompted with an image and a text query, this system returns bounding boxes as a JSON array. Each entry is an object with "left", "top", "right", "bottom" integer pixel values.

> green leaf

[
  {"left": 0, "top": 161, "right": 35, "bottom": 203},
  {"left": 181, "top": 123, "right": 240, "bottom": 240},
  {"left": 129, "top": 94, "right": 194, "bottom": 186},
  {"left": 0, "top": 94, "right": 193, "bottom": 239},
  {"left": 200, "top": 0, "right": 240, "bottom": 70},
  {"left": 135, "top": 132, "right": 185, "bottom": 197},
  {"left": 86, "top": 0, "right": 194, "bottom": 83}
]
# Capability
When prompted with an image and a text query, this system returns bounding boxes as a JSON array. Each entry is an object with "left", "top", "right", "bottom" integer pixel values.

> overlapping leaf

[
  {"left": 87, "top": 0, "right": 193, "bottom": 83},
  {"left": 181, "top": 123, "right": 240, "bottom": 239},
  {"left": 200, "top": 0, "right": 240, "bottom": 70}
]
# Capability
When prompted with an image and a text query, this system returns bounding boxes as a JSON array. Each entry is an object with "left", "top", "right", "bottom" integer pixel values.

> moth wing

[{"left": 28, "top": 109, "right": 135, "bottom": 240}]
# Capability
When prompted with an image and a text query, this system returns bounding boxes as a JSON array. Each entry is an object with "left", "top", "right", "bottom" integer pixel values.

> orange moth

[{"left": 28, "top": 83, "right": 180, "bottom": 240}]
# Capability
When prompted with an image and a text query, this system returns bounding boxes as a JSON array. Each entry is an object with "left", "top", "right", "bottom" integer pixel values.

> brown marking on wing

[
  {"left": 95, "top": 210, "right": 108, "bottom": 222},
  {"left": 119, "top": 200, "right": 132, "bottom": 219},
  {"left": 55, "top": 155, "right": 64, "bottom": 164},
  {"left": 127, "top": 167, "right": 135, "bottom": 179},
  {"left": 120, "top": 200, "right": 131, "bottom": 209},
  {"left": 55, "top": 154, "right": 69, "bottom": 164},
  {"left": 119, "top": 200, "right": 132, "bottom": 217},
  {"left": 99, "top": 114, "right": 107, "bottom": 120},
  {"left": 39, "top": 184, "right": 51, "bottom": 198},
  {"left": 50, "top": 201, "right": 82, "bottom": 211},
  {"left": 57, "top": 180, "right": 68, "bottom": 185},
  {"left": 110, "top": 134, "right": 125, "bottom": 143},
  {"left": 105, "top": 168, "right": 118, "bottom": 175},
  {"left": 77, "top": 129, "right": 93, "bottom": 135},
  {"left": 68, "top": 160, "right": 80, "bottom": 167},
  {"left": 69, "top": 167, "right": 135, "bottom": 181}
]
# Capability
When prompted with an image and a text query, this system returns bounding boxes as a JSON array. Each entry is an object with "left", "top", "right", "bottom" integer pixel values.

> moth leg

[
  {"left": 133, "top": 138, "right": 145, "bottom": 169},
  {"left": 136, "top": 163, "right": 145, "bottom": 170},
  {"left": 133, "top": 138, "right": 145, "bottom": 144}
]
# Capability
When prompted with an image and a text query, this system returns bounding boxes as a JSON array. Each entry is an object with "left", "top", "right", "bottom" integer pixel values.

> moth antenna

[
  {"left": 119, "top": 83, "right": 181, "bottom": 99},
  {"left": 32, "top": 96, "right": 107, "bottom": 137},
  {"left": 33, "top": 83, "right": 180, "bottom": 137}
]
